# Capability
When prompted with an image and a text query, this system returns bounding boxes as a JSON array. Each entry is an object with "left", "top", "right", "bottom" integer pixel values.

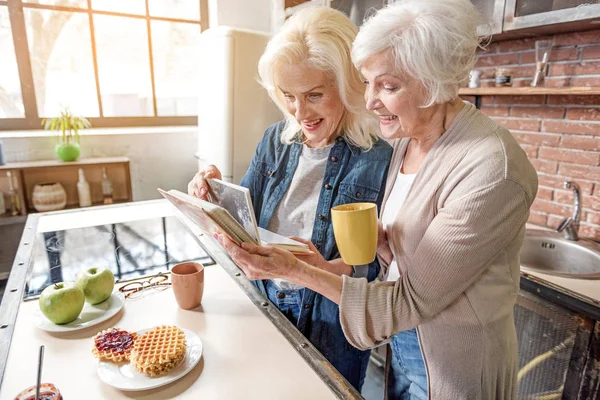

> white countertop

[
  {"left": 0, "top": 264, "right": 337, "bottom": 400},
  {"left": 0, "top": 201, "right": 338, "bottom": 399},
  {"left": 521, "top": 270, "right": 600, "bottom": 304}
]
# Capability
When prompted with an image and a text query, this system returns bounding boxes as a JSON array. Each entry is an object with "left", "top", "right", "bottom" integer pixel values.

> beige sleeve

[{"left": 338, "top": 179, "right": 531, "bottom": 350}]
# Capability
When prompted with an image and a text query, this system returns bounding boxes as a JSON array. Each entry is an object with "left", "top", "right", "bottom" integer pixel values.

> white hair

[
  {"left": 352, "top": 0, "right": 490, "bottom": 107},
  {"left": 258, "top": 7, "right": 378, "bottom": 149}
]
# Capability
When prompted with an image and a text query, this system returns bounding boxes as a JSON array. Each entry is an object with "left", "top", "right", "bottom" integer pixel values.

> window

[
  {"left": 0, "top": 0, "right": 206, "bottom": 130},
  {"left": 0, "top": 4, "right": 24, "bottom": 118}
]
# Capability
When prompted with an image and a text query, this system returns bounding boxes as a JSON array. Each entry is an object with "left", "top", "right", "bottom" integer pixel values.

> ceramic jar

[{"left": 32, "top": 183, "right": 67, "bottom": 212}]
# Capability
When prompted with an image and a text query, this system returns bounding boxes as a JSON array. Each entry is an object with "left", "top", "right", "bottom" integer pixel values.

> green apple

[
  {"left": 39, "top": 282, "right": 85, "bottom": 325},
  {"left": 75, "top": 267, "right": 115, "bottom": 305}
]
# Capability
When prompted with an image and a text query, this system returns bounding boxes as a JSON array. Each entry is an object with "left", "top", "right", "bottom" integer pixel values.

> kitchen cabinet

[
  {"left": 0, "top": 157, "right": 132, "bottom": 225},
  {"left": 503, "top": 0, "right": 600, "bottom": 36},
  {"left": 370, "top": 278, "right": 600, "bottom": 400},
  {"left": 517, "top": 275, "right": 600, "bottom": 399},
  {"left": 273, "top": 0, "right": 600, "bottom": 38},
  {"left": 271, "top": 0, "right": 328, "bottom": 33},
  {"left": 330, "top": 0, "right": 390, "bottom": 26},
  {"left": 472, "top": 0, "right": 505, "bottom": 34},
  {"left": 271, "top": 0, "right": 391, "bottom": 32}
]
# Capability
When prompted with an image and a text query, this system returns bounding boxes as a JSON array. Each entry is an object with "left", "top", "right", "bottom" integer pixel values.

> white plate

[
  {"left": 97, "top": 328, "right": 203, "bottom": 391},
  {"left": 34, "top": 291, "right": 125, "bottom": 333}
]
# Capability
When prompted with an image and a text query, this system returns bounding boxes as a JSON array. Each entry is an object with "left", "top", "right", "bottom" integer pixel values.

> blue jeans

[
  {"left": 265, "top": 280, "right": 305, "bottom": 325},
  {"left": 388, "top": 328, "right": 428, "bottom": 400}
]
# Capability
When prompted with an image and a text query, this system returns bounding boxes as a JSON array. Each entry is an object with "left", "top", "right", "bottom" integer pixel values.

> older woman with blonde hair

[
  {"left": 215, "top": 0, "right": 539, "bottom": 399},
  {"left": 188, "top": 7, "right": 392, "bottom": 390}
]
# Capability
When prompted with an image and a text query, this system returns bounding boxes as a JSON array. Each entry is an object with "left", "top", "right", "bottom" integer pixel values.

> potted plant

[{"left": 42, "top": 108, "right": 91, "bottom": 162}]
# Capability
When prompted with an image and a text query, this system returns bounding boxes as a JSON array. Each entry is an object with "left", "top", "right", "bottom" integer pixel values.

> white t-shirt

[
  {"left": 381, "top": 167, "right": 417, "bottom": 282},
  {"left": 268, "top": 143, "right": 333, "bottom": 289}
]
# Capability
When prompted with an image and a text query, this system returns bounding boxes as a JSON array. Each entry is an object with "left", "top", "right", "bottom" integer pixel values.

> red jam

[
  {"left": 94, "top": 328, "right": 135, "bottom": 354},
  {"left": 14, "top": 383, "right": 61, "bottom": 400},
  {"left": 24, "top": 392, "right": 58, "bottom": 400}
]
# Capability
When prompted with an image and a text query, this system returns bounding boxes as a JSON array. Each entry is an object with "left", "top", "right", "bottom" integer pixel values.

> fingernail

[{"left": 213, "top": 233, "right": 218, "bottom": 240}]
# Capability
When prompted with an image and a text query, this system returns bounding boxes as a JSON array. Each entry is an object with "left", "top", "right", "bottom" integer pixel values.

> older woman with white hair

[
  {"left": 215, "top": 0, "right": 539, "bottom": 399},
  {"left": 188, "top": 7, "right": 392, "bottom": 391}
]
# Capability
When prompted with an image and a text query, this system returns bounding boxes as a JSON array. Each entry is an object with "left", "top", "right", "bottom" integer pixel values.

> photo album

[{"left": 158, "top": 179, "right": 311, "bottom": 254}]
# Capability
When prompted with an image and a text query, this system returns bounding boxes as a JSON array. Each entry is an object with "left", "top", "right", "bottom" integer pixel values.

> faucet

[{"left": 557, "top": 181, "right": 581, "bottom": 241}]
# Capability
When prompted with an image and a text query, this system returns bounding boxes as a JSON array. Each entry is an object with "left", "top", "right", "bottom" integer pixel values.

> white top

[
  {"left": 381, "top": 166, "right": 417, "bottom": 282},
  {"left": 268, "top": 143, "right": 333, "bottom": 289}
]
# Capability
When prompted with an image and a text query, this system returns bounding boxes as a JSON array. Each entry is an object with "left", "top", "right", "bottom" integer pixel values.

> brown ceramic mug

[{"left": 171, "top": 262, "right": 204, "bottom": 310}]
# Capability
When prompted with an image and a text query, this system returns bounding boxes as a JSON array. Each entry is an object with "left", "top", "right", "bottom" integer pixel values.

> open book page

[
  {"left": 157, "top": 188, "right": 258, "bottom": 245},
  {"left": 205, "top": 179, "right": 311, "bottom": 254},
  {"left": 256, "top": 228, "right": 311, "bottom": 253},
  {"left": 205, "top": 178, "right": 260, "bottom": 242}
]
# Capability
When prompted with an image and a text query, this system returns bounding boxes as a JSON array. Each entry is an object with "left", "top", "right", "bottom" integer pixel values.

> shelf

[
  {"left": 0, "top": 156, "right": 129, "bottom": 171},
  {"left": 0, "top": 157, "right": 133, "bottom": 225},
  {"left": 459, "top": 87, "right": 600, "bottom": 96}
]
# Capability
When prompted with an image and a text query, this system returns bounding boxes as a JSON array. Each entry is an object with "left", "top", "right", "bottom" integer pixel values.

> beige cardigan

[{"left": 339, "top": 102, "right": 538, "bottom": 399}]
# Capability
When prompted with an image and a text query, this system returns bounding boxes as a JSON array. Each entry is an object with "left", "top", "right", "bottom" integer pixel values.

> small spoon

[{"left": 35, "top": 345, "right": 44, "bottom": 400}]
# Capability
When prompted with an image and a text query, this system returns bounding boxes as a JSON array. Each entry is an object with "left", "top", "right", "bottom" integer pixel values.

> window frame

[{"left": 0, "top": 0, "right": 208, "bottom": 130}]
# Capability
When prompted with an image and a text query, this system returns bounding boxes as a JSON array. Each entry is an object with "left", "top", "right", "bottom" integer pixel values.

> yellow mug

[{"left": 331, "top": 202, "right": 378, "bottom": 265}]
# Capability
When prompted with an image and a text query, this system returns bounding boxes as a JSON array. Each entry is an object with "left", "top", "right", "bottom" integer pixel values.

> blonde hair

[
  {"left": 352, "top": 0, "right": 489, "bottom": 107},
  {"left": 258, "top": 7, "right": 378, "bottom": 149}
]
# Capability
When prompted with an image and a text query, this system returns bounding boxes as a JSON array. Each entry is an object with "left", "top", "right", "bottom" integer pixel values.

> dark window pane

[
  {"left": 94, "top": 15, "right": 153, "bottom": 116},
  {"left": 0, "top": 6, "right": 25, "bottom": 118},
  {"left": 91, "top": 0, "right": 146, "bottom": 16},
  {"left": 24, "top": 8, "right": 99, "bottom": 117},
  {"left": 148, "top": 0, "right": 200, "bottom": 21},
  {"left": 515, "top": 0, "right": 599, "bottom": 17},
  {"left": 151, "top": 21, "right": 200, "bottom": 116},
  {"left": 23, "top": 0, "right": 87, "bottom": 8}
]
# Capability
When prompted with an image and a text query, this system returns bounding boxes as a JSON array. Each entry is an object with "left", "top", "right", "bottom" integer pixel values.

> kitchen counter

[
  {"left": 522, "top": 270, "right": 600, "bottom": 304},
  {"left": 0, "top": 201, "right": 358, "bottom": 399}
]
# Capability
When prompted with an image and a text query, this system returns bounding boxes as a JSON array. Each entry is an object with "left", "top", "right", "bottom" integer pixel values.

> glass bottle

[
  {"left": 77, "top": 168, "right": 92, "bottom": 207},
  {"left": 101, "top": 168, "right": 113, "bottom": 205},
  {"left": 0, "top": 190, "right": 5, "bottom": 215},
  {"left": 6, "top": 170, "right": 21, "bottom": 216}
]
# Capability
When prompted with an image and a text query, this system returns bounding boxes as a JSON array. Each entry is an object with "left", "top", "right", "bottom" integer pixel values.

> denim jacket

[{"left": 240, "top": 121, "right": 392, "bottom": 389}]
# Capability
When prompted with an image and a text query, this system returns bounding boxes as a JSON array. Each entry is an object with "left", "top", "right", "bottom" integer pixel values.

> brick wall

[{"left": 467, "top": 29, "right": 600, "bottom": 240}]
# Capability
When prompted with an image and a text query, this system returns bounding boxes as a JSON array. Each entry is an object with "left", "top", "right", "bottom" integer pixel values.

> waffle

[
  {"left": 130, "top": 325, "right": 187, "bottom": 377},
  {"left": 92, "top": 328, "right": 137, "bottom": 363}
]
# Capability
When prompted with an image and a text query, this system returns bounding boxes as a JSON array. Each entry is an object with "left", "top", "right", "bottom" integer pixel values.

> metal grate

[{"left": 515, "top": 290, "right": 581, "bottom": 399}]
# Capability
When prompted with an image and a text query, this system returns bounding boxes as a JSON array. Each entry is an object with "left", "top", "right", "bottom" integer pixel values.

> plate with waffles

[
  {"left": 96, "top": 325, "right": 203, "bottom": 391},
  {"left": 34, "top": 291, "right": 125, "bottom": 333}
]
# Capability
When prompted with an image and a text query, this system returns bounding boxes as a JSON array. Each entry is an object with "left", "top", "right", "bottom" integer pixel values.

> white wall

[
  {"left": 0, "top": 127, "right": 198, "bottom": 201},
  {"left": 208, "top": 0, "right": 271, "bottom": 32}
]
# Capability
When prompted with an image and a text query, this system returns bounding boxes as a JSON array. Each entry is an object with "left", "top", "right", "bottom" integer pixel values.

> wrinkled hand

[
  {"left": 187, "top": 165, "right": 222, "bottom": 200},
  {"left": 377, "top": 221, "right": 393, "bottom": 265},
  {"left": 217, "top": 234, "right": 298, "bottom": 281},
  {"left": 289, "top": 236, "right": 329, "bottom": 270}
]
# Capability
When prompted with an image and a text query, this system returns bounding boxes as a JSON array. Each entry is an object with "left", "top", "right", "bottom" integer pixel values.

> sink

[{"left": 520, "top": 229, "right": 600, "bottom": 279}]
